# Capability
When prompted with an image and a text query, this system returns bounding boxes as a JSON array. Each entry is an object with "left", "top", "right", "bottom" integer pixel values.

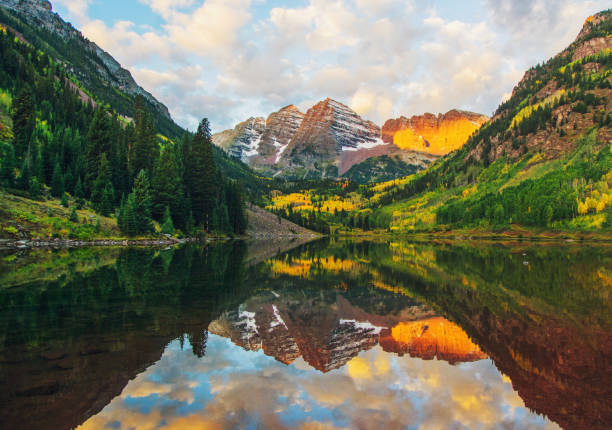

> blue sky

[{"left": 52, "top": 0, "right": 610, "bottom": 132}]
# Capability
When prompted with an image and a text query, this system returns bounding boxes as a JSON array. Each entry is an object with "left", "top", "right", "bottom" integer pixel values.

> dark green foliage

[
  {"left": 91, "top": 153, "right": 112, "bottom": 214},
  {"left": 74, "top": 176, "right": 84, "bottom": 199},
  {"left": 225, "top": 181, "right": 247, "bottom": 235},
  {"left": 436, "top": 140, "right": 611, "bottom": 228},
  {"left": 69, "top": 206, "right": 78, "bottom": 223},
  {"left": 342, "top": 155, "right": 422, "bottom": 184},
  {"left": 118, "top": 170, "right": 152, "bottom": 236},
  {"left": 85, "top": 107, "right": 113, "bottom": 190},
  {"left": 151, "top": 146, "right": 183, "bottom": 222},
  {"left": 0, "top": 141, "right": 15, "bottom": 187},
  {"left": 28, "top": 176, "right": 42, "bottom": 199},
  {"left": 129, "top": 96, "right": 159, "bottom": 178},
  {"left": 189, "top": 119, "right": 217, "bottom": 229},
  {"left": 11, "top": 86, "right": 35, "bottom": 159},
  {"left": 161, "top": 206, "right": 175, "bottom": 235},
  {"left": 0, "top": 17, "right": 251, "bottom": 237},
  {"left": 60, "top": 192, "right": 68, "bottom": 208},
  {"left": 50, "top": 160, "right": 63, "bottom": 197}
]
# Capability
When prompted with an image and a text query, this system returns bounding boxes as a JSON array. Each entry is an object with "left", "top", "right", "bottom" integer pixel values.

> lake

[{"left": 0, "top": 238, "right": 610, "bottom": 430}]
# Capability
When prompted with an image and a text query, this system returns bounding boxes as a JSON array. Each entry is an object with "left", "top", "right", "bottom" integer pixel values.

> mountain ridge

[
  {"left": 213, "top": 97, "right": 488, "bottom": 182},
  {"left": 0, "top": 0, "right": 179, "bottom": 135}
]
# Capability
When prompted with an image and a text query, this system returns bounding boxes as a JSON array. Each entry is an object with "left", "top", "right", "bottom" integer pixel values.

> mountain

[
  {"left": 381, "top": 110, "right": 489, "bottom": 155},
  {"left": 0, "top": 0, "right": 180, "bottom": 137},
  {"left": 213, "top": 98, "right": 487, "bottom": 181},
  {"left": 270, "top": 9, "right": 610, "bottom": 234}
]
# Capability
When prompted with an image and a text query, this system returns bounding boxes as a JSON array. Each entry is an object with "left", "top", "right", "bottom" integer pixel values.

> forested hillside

[
  {"left": 0, "top": 18, "right": 248, "bottom": 238},
  {"left": 262, "top": 10, "right": 612, "bottom": 235}
]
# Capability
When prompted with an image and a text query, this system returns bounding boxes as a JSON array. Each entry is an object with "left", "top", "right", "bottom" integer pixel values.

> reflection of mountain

[
  {"left": 209, "top": 294, "right": 486, "bottom": 372},
  {"left": 1, "top": 239, "right": 611, "bottom": 430},
  {"left": 379, "top": 317, "right": 487, "bottom": 364},
  {"left": 375, "top": 241, "right": 612, "bottom": 430}
]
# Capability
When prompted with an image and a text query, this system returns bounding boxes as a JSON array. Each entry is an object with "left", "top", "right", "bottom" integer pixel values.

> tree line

[{"left": 0, "top": 26, "right": 246, "bottom": 236}]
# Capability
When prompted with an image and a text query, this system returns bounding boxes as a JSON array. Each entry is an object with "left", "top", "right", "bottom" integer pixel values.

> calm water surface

[{"left": 0, "top": 239, "right": 610, "bottom": 430}]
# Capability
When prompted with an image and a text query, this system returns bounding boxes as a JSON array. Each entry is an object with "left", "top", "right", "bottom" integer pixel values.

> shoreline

[{"left": 0, "top": 234, "right": 323, "bottom": 250}]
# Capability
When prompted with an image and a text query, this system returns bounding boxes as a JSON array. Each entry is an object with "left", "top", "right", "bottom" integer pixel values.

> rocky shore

[{"left": 0, "top": 237, "right": 197, "bottom": 250}]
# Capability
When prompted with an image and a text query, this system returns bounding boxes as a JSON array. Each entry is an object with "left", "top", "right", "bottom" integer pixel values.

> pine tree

[
  {"left": 189, "top": 119, "right": 217, "bottom": 229},
  {"left": 11, "top": 86, "right": 35, "bottom": 159},
  {"left": 124, "top": 193, "right": 139, "bottom": 235},
  {"left": 116, "top": 194, "right": 127, "bottom": 232},
  {"left": 85, "top": 107, "right": 113, "bottom": 191},
  {"left": 60, "top": 192, "right": 69, "bottom": 208},
  {"left": 100, "top": 183, "right": 115, "bottom": 217},
  {"left": 161, "top": 206, "right": 175, "bottom": 235},
  {"left": 131, "top": 169, "right": 153, "bottom": 234},
  {"left": 17, "top": 158, "right": 30, "bottom": 190},
  {"left": 0, "top": 142, "right": 16, "bottom": 187},
  {"left": 151, "top": 146, "right": 181, "bottom": 220},
  {"left": 91, "top": 153, "right": 112, "bottom": 214},
  {"left": 226, "top": 181, "right": 247, "bottom": 234},
  {"left": 74, "top": 176, "right": 84, "bottom": 199},
  {"left": 51, "top": 160, "right": 64, "bottom": 197},
  {"left": 28, "top": 176, "right": 42, "bottom": 199},
  {"left": 69, "top": 206, "right": 79, "bottom": 223},
  {"left": 129, "top": 96, "right": 158, "bottom": 179}
]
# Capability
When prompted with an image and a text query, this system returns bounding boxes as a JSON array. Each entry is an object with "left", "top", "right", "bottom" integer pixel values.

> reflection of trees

[
  {"left": 0, "top": 241, "right": 251, "bottom": 430},
  {"left": 188, "top": 329, "right": 208, "bottom": 358}
]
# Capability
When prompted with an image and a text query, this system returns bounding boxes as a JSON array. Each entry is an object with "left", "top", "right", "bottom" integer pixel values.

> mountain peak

[{"left": 381, "top": 110, "right": 488, "bottom": 155}]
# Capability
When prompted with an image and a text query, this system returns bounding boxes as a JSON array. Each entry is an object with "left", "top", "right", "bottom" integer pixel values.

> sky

[
  {"left": 51, "top": 0, "right": 610, "bottom": 132},
  {"left": 78, "top": 335, "right": 560, "bottom": 429}
]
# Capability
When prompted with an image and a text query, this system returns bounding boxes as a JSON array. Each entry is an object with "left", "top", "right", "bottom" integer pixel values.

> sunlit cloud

[
  {"left": 52, "top": 0, "right": 610, "bottom": 132},
  {"left": 78, "top": 336, "right": 560, "bottom": 430}
]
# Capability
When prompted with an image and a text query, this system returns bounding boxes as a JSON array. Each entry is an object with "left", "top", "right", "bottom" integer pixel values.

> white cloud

[{"left": 52, "top": 0, "right": 610, "bottom": 131}]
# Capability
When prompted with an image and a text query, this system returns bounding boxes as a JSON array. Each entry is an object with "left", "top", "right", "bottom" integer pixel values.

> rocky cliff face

[
  {"left": 212, "top": 106, "right": 305, "bottom": 165},
  {"left": 211, "top": 117, "right": 266, "bottom": 161},
  {"left": 213, "top": 98, "right": 486, "bottom": 180},
  {"left": 280, "top": 98, "right": 383, "bottom": 171},
  {"left": 255, "top": 105, "right": 305, "bottom": 166},
  {"left": 0, "top": 0, "right": 172, "bottom": 120},
  {"left": 382, "top": 110, "right": 489, "bottom": 156}
]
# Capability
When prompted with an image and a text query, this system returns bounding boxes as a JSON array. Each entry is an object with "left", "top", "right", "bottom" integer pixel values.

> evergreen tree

[
  {"left": 91, "top": 153, "right": 112, "bottom": 214},
  {"left": 189, "top": 118, "right": 217, "bottom": 229},
  {"left": 122, "top": 169, "right": 153, "bottom": 235},
  {"left": 11, "top": 86, "right": 35, "bottom": 159},
  {"left": 161, "top": 206, "right": 175, "bottom": 235},
  {"left": 129, "top": 96, "right": 158, "bottom": 178},
  {"left": 51, "top": 160, "right": 64, "bottom": 197},
  {"left": 63, "top": 166, "right": 74, "bottom": 195},
  {"left": 226, "top": 181, "right": 247, "bottom": 234},
  {"left": 100, "top": 183, "right": 115, "bottom": 217},
  {"left": 85, "top": 107, "right": 113, "bottom": 191},
  {"left": 116, "top": 194, "right": 127, "bottom": 232},
  {"left": 0, "top": 142, "right": 16, "bottom": 187},
  {"left": 151, "top": 146, "right": 181, "bottom": 220},
  {"left": 17, "top": 158, "right": 30, "bottom": 190},
  {"left": 28, "top": 176, "right": 42, "bottom": 199},
  {"left": 60, "top": 192, "right": 69, "bottom": 208},
  {"left": 74, "top": 176, "right": 84, "bottom": 199},
  {"left": 69, "top": 206, "right": 79, "bottom": 223}
]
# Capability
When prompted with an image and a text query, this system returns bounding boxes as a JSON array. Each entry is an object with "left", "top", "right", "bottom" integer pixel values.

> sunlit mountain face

[{"left": 1, "top": 239, "right": 611, "bottom": 430}]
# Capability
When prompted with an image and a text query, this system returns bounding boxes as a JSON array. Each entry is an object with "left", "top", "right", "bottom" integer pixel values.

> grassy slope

[{"left": 0, "top": 190, "right": 123, "bottom": 240}]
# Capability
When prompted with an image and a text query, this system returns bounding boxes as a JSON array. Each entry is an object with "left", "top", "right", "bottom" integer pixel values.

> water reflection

[{"left": 0, "top": 238, "right": 610, "bottom": 429}]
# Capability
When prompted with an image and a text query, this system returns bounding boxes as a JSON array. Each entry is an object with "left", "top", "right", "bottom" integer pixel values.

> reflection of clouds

[{"left": 78, "top": 336, "right": 559, "bottom": 430}]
